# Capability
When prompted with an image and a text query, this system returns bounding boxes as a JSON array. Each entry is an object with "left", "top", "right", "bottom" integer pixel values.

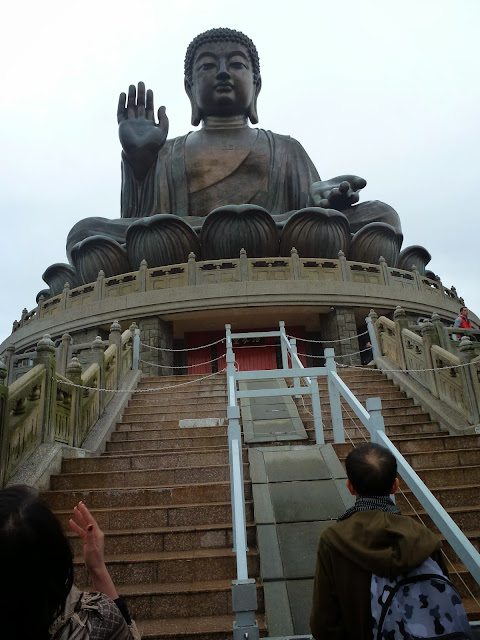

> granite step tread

[
  {"left": 136, "top": 613, "right": 266, "bottom": 639},
  {"left": 74, "top": 547, "right": 256, "bottom": 565}
]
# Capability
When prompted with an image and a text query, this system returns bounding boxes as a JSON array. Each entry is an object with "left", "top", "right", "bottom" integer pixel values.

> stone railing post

[
  {"left": 338, "top": 250, "right": 349, "bottom": 281},
  {"left": 3, "top": 345, "right": 15, "bottom": 385},
  {"left": 109, "top": 320, "right": 122, "bottom": 388},
  {"left": 37, "top": 294, "right": 45, "bottom": 320},
  {"left": 291, "top": 247, "right": 301, "bottom": 280},
  {"left": 66, "top": 357, "right": 83, "bottom": 447},
  {"left": 61, "top": 282, "right": 70, "bottom": 311},
  {"left": 393, "top": 306, "right": 408, "bottom": 370},
  {"left": 431, "top": 312, "right": 451, "bottom": 352},
  {"left": 412, "top": 265, "right": 423, "bottom": 291},
  {"left": 0, "top": 361, "right": 8, "bottom": 487},
  {"left": 366, "top": 310, "right": 381, "bottom": 359},
  {"left": 33, "top": 334, "right": 57, "bottom": 444},
  {"left": 139, "top": 259, "right": 148, "bottom": 292},
  {"left": 420, "top": 321, "right": 439, "bottom": 397},
  {"left": 57, "top": 333, "right": 72, "bottom": 377},
  {"left": 90, "top": 336, "right": 106, "bottom": 412},
  {"left": 187, "top": 252, "right": 197, "bottom": 286},
  {"left": 239, "top": 248, "right": 248, "bottom": 281},
  {"left": 96, "top": 270, "right": 105, "bottom": 301},
  {"left": 458, "top": 337, "right": 480, "bottom": 424},
  {"left": 379, "top": 256, "right": 390, "bottom": 285},
  {"left": 20, "top": 308, "right": 28, "bottom": 327}
]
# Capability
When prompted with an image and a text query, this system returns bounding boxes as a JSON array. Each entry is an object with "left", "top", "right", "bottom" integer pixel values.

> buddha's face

[{"left": 189, "top": 41, "right": 257, "bottom": 120}]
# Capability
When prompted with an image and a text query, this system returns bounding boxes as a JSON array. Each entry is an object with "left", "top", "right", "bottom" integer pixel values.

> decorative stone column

[
  {"left": 90, "top": 336, "right": 106, "bottom": 412},
  {"left": 458, "top": 337, "right": 480, "bottom": 424},
  {"left": 66, "top": 357, "right": 83, "bottom": 447},
  {"left": 393, "top": 306, "right": 408, "bottom": 370},
  {"left": 57, "top": 333, "right": 72, "bottom": 377},
  {"left": 138, "top": 317, "right": 174, "bottom": 377},
  {"left": 33, "top": 334, "right": 57, "bottom": 443},
  {"left": 420, "top": 321, "right": 439, "bottom": 397},
  {"left": 109, "top": 320, "right": 122, "bottom": 388}
]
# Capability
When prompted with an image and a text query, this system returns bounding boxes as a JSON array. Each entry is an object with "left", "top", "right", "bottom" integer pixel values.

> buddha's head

[{"left": 184, "top": 28, "right": 261, "bottom": 126}]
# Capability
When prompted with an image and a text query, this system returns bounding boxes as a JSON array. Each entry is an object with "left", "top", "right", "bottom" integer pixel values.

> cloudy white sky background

[{"left": 1, "top": 0, "right": 479, "bottom": 343}]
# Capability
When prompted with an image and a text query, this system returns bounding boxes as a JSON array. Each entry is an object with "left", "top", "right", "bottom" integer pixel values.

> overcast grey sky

[{"left": 1, "top": 0, "right": 478, "bottom": 343}]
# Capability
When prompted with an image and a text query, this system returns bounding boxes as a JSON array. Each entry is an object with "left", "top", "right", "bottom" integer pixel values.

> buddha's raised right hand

[{"left": 118, "top": 82, "right": 169, "bottom": 180}]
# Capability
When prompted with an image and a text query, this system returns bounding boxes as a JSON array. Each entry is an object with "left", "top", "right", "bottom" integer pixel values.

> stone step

[
  {"left": 115, "top": 424, "right": 228, "bottom": 437},
  {"left": 410, "top": 465, "right": 480, "bottom": 488},
  {"left": 395, "top": 484, "right": 479, "bottom": 512},
  {"left": 130, "top": 391, "right": 228, "bottom": 404},
  {"left": 64, "top": 522, "right": 257, "bottom": 556},
  {"left": 137, "top": 613, "right": 266, "bottom": 640},
  {"left": 393, "top": 434, "right": 480, "bottom": 454},
  {"left": 123, "top": 404, "right": 227, "bottom": 416},
  {"left": 401, "top": 448, "right": 480, "bottom": 471},
  {"left": 51, "top": 463, "right": 248, "bottom": 490},
  {"left": 43, "top": 481, "right": 252, "bottom": 510},
  {"left": 74, "top": 547, "right": 260, "bottom": 587},
  {"left": 106, "top": 435, "right": 229, "bottom": 452},
  {"left": 62, "top": 448, "right": 244, "bottom": 473},
  {"left": 403, "top": 505, "right": 480, "bottom": 535},
  {"left": 54, "top": 500, "right": 252, "bottom": 531},
  {"left": 121, "top": 409, "right": 228, "bottom": 421},
  {"left": 111, "top": 579, "right": 264, "bottom": 621},
  {"left": 137, "top": 382, "right": 227, "bottom": 392}
]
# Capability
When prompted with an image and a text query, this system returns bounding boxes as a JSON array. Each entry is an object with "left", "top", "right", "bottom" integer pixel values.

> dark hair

[
  {"left": 184, "top": 27, "right": 260, "bottom": 83},
  {"left": 345, "top": 443, "right": 397, "bottom": 496},
  {"left": 460, "top": 306, "right": 468, "bottom": 313},
  {"left": 0, "top": 485, "right": 74, "bottom": 640}
]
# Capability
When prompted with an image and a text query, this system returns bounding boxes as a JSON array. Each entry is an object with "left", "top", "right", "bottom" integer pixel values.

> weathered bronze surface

[{"left": 52, "top": 27, "right": 428, "bottom": 291}]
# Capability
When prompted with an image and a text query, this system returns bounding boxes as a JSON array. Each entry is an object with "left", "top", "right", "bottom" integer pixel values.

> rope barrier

[
  {"left": 53, "top": 369, "right": 226, "bottom": 393},
  {"left": 139, "top": 337, "right": 225, "bottom": 352},
  {"left": 289, "top": 330, "right": 369, "bottom": 344},
  {"left": 139, "top": 353, "right": 225, "bottom": 369}
]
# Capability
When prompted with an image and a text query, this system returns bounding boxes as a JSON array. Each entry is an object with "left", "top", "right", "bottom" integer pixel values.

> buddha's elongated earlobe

[
  {"left": 248, "top": 75, "right": 262, "bottom": 125},
  {"left": 184, "top": 78, "right": 201, "bottom": 126}
]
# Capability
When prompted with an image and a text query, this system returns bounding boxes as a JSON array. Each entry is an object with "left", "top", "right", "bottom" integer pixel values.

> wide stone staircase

[
  {"left": 43, "top": 374, "right": 265, "bottom": 640},
  {"left": 41, "top": 366, "right": 480, "bottom": 637},
  {"left": 294, "top": 367, "right": 480, "bottom": 620}
]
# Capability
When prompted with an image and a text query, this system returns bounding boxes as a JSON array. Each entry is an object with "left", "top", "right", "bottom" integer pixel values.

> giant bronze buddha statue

[{"left": 42, "top": 28, "right": 429, "bottom": 294}]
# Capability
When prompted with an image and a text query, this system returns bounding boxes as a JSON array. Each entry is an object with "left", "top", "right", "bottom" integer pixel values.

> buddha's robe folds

[
  {"left": 120, "top": 129, "right": 320, "bottom": 225},
  {"left": 66, "top": 128, "right": 401, "bottom": 259}
]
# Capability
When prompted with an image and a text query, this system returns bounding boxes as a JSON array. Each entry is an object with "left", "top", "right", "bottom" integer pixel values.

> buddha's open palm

[
  {"left": 309, "top": 175, "right": 367, "bottom": 210},
  {"left": 118, "top": 82, "right": 169, "bottom": 177}
]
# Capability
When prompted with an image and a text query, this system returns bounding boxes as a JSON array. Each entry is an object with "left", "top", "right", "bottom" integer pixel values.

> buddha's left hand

[{"left": 309, "top": 175, "right": 367, "bottom": 210}]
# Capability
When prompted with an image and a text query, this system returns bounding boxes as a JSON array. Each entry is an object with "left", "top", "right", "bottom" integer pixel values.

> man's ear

[
  {"left": 390, "top": 477, "right": 400, "bottom": 495},
  {"left": 346, "top": 478, "right": 358, "bottom": 497},
  {"left": 248, "top": 75, "right": 262, "bottom": 125},
  {"left": 185, "top": 77, "right": 201, "bottom": 126}
]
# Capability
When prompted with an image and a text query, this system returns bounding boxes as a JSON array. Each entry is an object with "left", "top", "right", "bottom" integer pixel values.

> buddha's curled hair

[{"left": 184, "top": 28, "right": 260, "bottom": 83}]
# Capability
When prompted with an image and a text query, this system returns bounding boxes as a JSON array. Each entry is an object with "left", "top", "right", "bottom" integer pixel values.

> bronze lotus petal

[
  {"left": 397, "top": 245, "right": 431, "bottom": 275},
  {"left": 42, "top": 263, "right": 81, "bottom": 295},
  {"left": 70, "top": 235, "right": 131, "bottom": 284},
  {"left": 349, "top": 222, "right": 401, "bottom": 266},
  {"left": 200, "top": 205, "right": 278, "bottom": 260},
  {"left": 126, "top": 214, "right": 200, "bottom": 269},
  {"left": 279, "top": 207, "right": 350, "bottom": 258}
]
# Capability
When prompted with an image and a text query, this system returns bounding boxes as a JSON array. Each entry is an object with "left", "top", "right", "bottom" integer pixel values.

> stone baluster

[
  {"left": 240, "top": 248, "right": 248, "bottom": 281},
  {"left": 393, "top": 306, "right": 408, "bottom": 370},
  {"left": 90, "top": 336, "right": 106, "bottom": 412},
  {"left": 458, "top": 337, "right": 480, "bottom": 425},
  {"left": 187, "top": 252, "right": 197, "bottom": 286},
  {"left": 109, "top": 320, "right": 122, "bottom": 388},
  {"left": 366, "top": 309, "right": 381, "bottom": 358},
  {"left": 139, "top": 259, "right": 148, "bottom": 292},
  {"left": 430, "top": 313, "right": 451, "bottom": 353},
  {"left": 61, "top": 282, "right": 70, "bottom": 311},
  {"left": 3, "top": 345, "right": 15, "bottom": 385},
  {"left": 20, "top": 308, "right": 28, "bottom": 327},
  {"left": 0, "top": 360, "right": 8, "bottom": 486},
  {"left": 33, "top": 334, "right": 57, "bottom": 443},
  {"left": 338, "top": 250, "right": 349, "bottom": 281},
  {"left": 96, "top": 270, "right": 105, "bottom": 301},
  {"left": 412, "top": 265, "right": 423, "bottom": 291},
  {"left": 66, "top": 357, "right": 83, "bottom": 447},
  {"left": 378, "top": 256, "right": 390, "bottom": 285},
  {"left": 420, "top": 321, "right": 439, "bottom": 397},
  {"left": 37, "top": 294, "right": 45, "bottom": 321},
  {"left": 57, "top": 333, "right": 72, "bottom": 377},
  {"left": 290, "top": 247, "right": 300, "bottom": 280}
]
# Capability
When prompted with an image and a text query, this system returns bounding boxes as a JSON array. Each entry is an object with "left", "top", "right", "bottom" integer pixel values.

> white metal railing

[{"left": 225, "top": 320, "right": 480, "bottom": 598}]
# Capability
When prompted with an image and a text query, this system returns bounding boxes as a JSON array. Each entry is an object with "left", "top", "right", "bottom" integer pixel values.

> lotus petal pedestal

[
  {"left": 349, "top": 222, "right": 401, "bottom": 266},
  {"left": 279, "top": 207, "right": 350, "bottom": 258},
  {"left": 70, "top": 235, "right": 131, "bottom": 284}
]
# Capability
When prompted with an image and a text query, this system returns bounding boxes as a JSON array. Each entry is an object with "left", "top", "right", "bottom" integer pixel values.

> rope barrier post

[
  {"left": 290, "top": 338, "right": 300, "bottom": 394},
  {"left": 325, "top": 347, "right": 345, "bottom": 443},
  {"left": 310, "top": 376, "right": 324, "bottom": 445},
  {"left": 366, "top": 313, "right": 381, "bottom": 359},
  {"left": 279, "top": 320, "right": 289, "bottom": 370},
  {"left": 366, "top": 396, "right": 385, "bottom": 445},
  {"left": 132, "top": 329, "right": 140, "bottom": 370}
]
